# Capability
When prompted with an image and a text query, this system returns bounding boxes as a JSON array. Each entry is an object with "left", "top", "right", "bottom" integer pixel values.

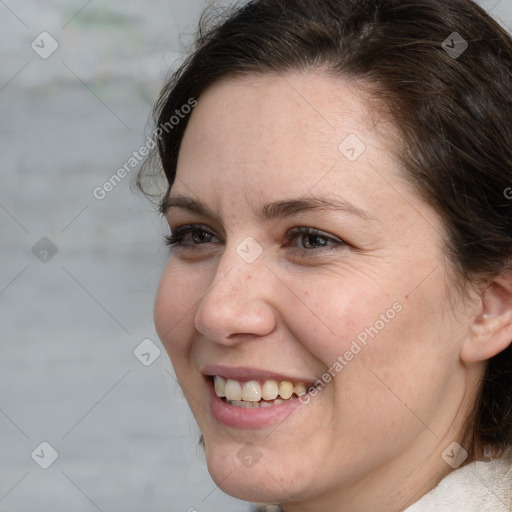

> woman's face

[{"left": 154, "top": 72, "right": 482, "bottom": 510}]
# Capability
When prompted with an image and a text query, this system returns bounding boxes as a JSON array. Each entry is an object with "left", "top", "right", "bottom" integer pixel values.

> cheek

[
  {"left": 283, "top": 268, "right": 452, "bottom": 424},
  {"left": 154, "top": 261, "right": 203, "bottom": 359},
  {"left": 280, "top": 270, "right": 395, "bottom": 371}
]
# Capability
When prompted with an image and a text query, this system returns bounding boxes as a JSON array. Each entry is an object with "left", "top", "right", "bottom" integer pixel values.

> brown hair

[{"left": 139, "top": 0, "right": 512, "bottom": 448}]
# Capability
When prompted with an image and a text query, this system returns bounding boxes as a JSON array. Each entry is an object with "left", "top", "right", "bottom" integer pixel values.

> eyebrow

[{"left": 161, "top": 194, "right": 373, "bottom": 222}]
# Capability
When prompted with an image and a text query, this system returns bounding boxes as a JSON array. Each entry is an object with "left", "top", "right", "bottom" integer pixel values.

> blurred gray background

[{"left": 1, "top": 1, "right": 511, "bottom": 511}]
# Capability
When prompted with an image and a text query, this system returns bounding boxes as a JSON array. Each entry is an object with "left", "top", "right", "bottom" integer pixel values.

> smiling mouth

[{"left": 212, "top": 375, "right": 308, "bottom": 408}]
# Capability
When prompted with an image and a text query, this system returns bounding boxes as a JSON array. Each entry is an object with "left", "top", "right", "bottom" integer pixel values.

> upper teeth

[{"left": 214, "top": 375, "right": 307, "bottom": 401}]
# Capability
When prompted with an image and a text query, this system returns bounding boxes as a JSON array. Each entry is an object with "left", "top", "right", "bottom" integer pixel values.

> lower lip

[{"left": 207, "top": 381, "right": 304, "bottom": 429}]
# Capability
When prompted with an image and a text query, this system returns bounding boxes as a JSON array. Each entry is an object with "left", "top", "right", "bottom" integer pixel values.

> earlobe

[{"left": 461, "top": 276, "right": 512, "bottom": 363}]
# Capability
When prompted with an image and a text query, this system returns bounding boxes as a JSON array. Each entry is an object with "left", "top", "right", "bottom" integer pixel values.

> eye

[
  {"left": 164, "top": 224, "right": 221, "bottom": 247},
  {"left": 164, "top": 224, "right": 345, "bottom": 257},
  {"left": 286, "top": 227, "right": 345, "bottom": 253}
]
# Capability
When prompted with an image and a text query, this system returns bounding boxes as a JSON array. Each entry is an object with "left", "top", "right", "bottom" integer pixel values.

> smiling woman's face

[{"left": 154, "top": 72, "right": 485, "bottom": 510}]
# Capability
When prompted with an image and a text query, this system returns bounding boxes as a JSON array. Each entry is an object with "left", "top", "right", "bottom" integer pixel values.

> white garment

[{"left": 405, "top": 449, "right": 512, "bottom": 512}]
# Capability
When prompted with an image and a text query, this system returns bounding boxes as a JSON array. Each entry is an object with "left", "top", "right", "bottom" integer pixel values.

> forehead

[{"left": 174, "top": 71, "right": 402, "bottom": 213}]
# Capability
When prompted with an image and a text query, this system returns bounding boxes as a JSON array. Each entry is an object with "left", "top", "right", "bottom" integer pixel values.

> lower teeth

[{"left": 224, "top": 397, "right": 290, "bottom": 408}]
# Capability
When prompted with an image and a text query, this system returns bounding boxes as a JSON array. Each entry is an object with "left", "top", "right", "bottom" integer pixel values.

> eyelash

[
  {"left": 164, "top": 224, "right": 219, "bottom": 247},
  {"left": 164, "top": 224, "right": 345, "bottom": 256}
]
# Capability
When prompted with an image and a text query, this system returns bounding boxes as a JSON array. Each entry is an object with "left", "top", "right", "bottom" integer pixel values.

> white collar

[{"left": 405, "top": 449, "right": 512, "bottom": 512}]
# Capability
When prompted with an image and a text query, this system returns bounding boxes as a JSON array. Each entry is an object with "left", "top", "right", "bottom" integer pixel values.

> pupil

[
  {"left": 193, "top": 231, "right": 210, "bottom": 243},
  {"left": 305, "top": 234, "right": 326, "bottom": 248}
]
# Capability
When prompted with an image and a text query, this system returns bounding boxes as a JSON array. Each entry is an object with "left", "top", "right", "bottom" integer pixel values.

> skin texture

[{"left": 154, "top": 72, "right": 512, "bottom": 511}]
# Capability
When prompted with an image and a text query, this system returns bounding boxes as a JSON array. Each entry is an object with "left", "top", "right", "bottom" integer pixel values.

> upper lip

[{"left": 200, "top": 364, "right": 315, "bottom": 384}]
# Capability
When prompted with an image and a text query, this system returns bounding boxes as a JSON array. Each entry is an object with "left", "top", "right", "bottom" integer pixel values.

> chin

[{"left": 203, "top": 435, "right": 308, "bottom": 504}]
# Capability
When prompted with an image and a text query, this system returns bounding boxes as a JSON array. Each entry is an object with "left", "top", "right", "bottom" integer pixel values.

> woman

[{"left": 139, "top": 0, "right": 512, "bottom": 510}]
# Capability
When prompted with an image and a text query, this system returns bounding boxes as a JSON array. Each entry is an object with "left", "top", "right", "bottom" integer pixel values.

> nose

[{"left": 193, "top": 248, "right": 277, "bottom": 346}]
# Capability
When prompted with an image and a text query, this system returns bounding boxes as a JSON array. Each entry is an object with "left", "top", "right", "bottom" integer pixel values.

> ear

[{"left": 461, "top": 274, "right": 512, "bottom": 363}]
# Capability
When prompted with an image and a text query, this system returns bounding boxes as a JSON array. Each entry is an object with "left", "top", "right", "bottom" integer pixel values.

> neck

[{"left": 282, "top": 436, "right": 454, "bottom": 512}]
